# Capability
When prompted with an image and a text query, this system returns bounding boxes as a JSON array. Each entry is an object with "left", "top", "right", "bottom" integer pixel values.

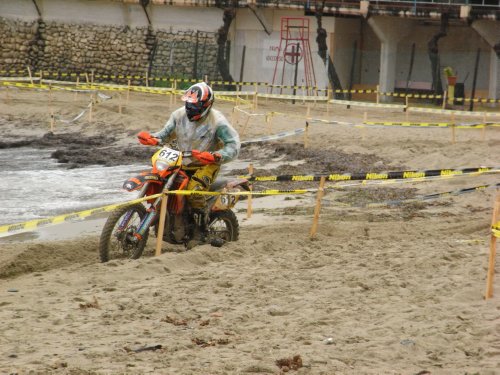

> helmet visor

[{"left": 185, "top": 101, "right": 204, "bottom": 120}]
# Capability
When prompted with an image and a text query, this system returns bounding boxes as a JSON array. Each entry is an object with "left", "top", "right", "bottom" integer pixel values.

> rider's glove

[
  {"left": 191, "top": 149, "right": 222, "bottom": 165},
  {"left": 137, "top": 131, "right": 159, "bottom": 146}
]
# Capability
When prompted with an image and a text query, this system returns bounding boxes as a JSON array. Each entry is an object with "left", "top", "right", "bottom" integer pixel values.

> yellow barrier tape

[
  {"left": 493, "top": 220, "right": 500, "bottom": 238},
  {"left": 0, "top": 194, "right": 162, "bottom": 237},
  {"left": 381, "top": 91, "right": 443, "bottom": 99},
  {"left": 329, "top": 99, "right": 406, "bottom": 109},
  {"left": 1, "top": 72, "right": 500, "bottom": 102},
  {"left": 364, "top": 121, "right": 450, "bottom": 128},
  {"left": 0, "top": 189, "right": 309, "bottom": 237},
  {"left": 1, "top": 81, "right": 51, "bottom": 90},
  {"left": 241, "top": 167, "right": 499, "bottom": 183},
  {"left": 361, "top": 121, "right": 498, "bottom": 129},
  {"left": 408, "top": 107, "right": 500, "bottom": 117},
  {"left": 324, "top": 171, "right": 494, "bottom": 189},
  {"left": 258, "top": 93, "right": 328, "bottom": 102},
  {"left": 164, "top": 189, "right": 308, "bottom": 196}
]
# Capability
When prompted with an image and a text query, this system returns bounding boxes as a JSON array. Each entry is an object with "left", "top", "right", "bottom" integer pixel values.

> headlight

[{"left": 155, "top": 160, "right": 169, "bottom": 171}]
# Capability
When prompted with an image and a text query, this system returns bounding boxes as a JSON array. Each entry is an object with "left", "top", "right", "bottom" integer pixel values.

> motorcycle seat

[{"left": 209, "top": 179, "right": 228, "bottom": 192}]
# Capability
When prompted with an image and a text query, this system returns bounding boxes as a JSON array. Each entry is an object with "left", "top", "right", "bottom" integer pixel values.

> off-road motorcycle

[{"left": 99, "top": 142, "right": 250, "bottom": 262}]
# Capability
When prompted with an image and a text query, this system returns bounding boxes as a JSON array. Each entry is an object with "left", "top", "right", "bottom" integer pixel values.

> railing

[{"left": 295, "top": 0, "right": 500, "bottom": 8}]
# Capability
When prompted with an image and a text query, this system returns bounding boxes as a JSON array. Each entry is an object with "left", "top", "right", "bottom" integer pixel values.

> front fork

[{"left": 133, "top": 171, "right": 179, "bottom": 240}]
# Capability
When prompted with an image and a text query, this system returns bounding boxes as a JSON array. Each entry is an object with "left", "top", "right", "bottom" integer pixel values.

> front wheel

[
  {"left": 208, "top": 210, "right": 239, "bottom": 243},
  {"left": 99, "top": 203, "right": 149, "bottom": 262}
]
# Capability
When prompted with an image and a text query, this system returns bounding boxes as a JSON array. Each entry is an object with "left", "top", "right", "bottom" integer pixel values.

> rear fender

[
  {"left": 210, "top": 178, "right": 251, "bottom": 211},
  {"left": 123, "top": 172, "right": 162, "bottom": 192}
]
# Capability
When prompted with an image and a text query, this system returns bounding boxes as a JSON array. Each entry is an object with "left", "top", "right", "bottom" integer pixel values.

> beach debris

[
  {"left": 79, "top": 296, "right": 100, "bottom": 310},
  {"left": 199, "top": 319, "right": 210, "bottom": 326},
  {"left": 400, "top": 339, "right": 416, "bottom": 346},
  {"left": 161, "top": 315, "right": 188, "bottom": 326},
  {"left": 124, "top": 344, "right": 163, "bottom": 353},
  {"left": 51, "top": 360, "right": 68, "bottom": 369},
  {"left": 323, "top": 337, "right": 334, "bottom": 345},
  {"left": 7, "top": 288, "right": 18, "bottom": 292},
  {"left": 192, "top": 337, "right": 230, "bottom": 347},
  {"left": 275, "top": 355, "right": 303, "bottom": 372},
  {"left": 133, "top": 344, "right": 163, "bottom": 353}
]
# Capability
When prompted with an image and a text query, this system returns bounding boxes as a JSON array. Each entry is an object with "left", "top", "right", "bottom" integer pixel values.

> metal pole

[
  {"left": 405, "top": 42, "right": 416, "bottom": 94},
  {"left": 292, "top": 43, "right": 299, "bottom": 104},
  {"left": 469, "top": 48, "right": 480, "bottom": 112},
  {"left": 193, "top": 31, "right": 199, "bottom": 80},
  {"left": 348, "top": 40, "right": 357, "bottom": 101},
  {"left": 239, "top": 45, "right": 246, "bottom": 83}
]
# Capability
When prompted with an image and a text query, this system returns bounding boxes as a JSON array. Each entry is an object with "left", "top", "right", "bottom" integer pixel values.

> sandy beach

[{"left": 0, "top": 87, "right": 499, "bottom": 374}]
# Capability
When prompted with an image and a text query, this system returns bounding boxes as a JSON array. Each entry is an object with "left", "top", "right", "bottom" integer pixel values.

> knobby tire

[{"left": 99, "top": 203, "right": 149, "bottom": 262}]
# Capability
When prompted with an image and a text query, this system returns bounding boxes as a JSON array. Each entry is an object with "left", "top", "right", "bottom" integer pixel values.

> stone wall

[
  {"left": 152, "top": 30, "right": 220, "bottom": 81},
  {"left": 0, "top": 17, "right": 221, "bottom": 83}
]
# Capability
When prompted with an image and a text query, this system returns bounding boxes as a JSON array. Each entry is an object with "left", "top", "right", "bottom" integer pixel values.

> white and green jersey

[{"left": 153, "top": 107, "right": 240, "bottom": 163}]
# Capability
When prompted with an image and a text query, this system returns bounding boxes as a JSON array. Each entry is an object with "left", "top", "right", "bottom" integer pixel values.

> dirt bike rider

[{"left": 137, "top": 82, "right": 241, "bottom": 242}]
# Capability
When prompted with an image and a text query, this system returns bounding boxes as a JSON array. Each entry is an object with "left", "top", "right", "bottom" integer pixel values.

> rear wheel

[
  {"left": 208, "top": 210, "right": 239, "bottom": 243},
  {"left": 99, "top": 204, "right": 149, "bottom": 262}
]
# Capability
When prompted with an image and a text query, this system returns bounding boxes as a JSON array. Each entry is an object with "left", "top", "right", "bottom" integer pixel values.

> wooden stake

[
  {"left": 74, "top": 76, "right": 79, "bottom": 101},
  {"left": 485, "top": 190, "right": 500, "bottom": 299},
  {"left": 5, "top": 85, "right": 10, "bottom": 104},
  {"left": 247, "top": 164, "right": 254, "bottom": 219},
  {"left": 155, "top": 193, "right": 168, "bottom": 257},
  {"left": 48, "top": 83, "right": 53, "bottom": 106},
  {"left": 50, "top": 113, "right": 55, "bottom": 133},
  {"left": 85, "top": 73, "right": 90, "bottom": 84},
  {"left": 231, "top": 105, "right": 236, "bottom": 124},
  {"left": 88, "top": 94, "right": 93, "bottom": 123},
  {"left": 48, "top": 84, "right": 54, "bottom": 132},
  {"left": 304, "top": 121, "right": 309, "bottom": 149},
  {"left": 376, "top": 85, "right": 380, "bottom": 104},
  {"left": 450, "top": 114, "right": 456, "bottom": 144},
  {"left": 27, "top": 66, "right": 33, "bottom": 85},
  {"left": 240, "top": 115, "right": 250, "bottom": 138},
  {"left": 266, "top": 113, "right": 273, "bottom": 135},
  {"left": 253, "top": 83, "right": 258, "bottom": 110},
  {"left": 126, "top": 79, "right": 131, "bottom": 104},
  {"left": 481, "top": 114, "right": 486, "bottom": 141},
  {"left": 173, "top": 79, "right": 177, "bottom": 106},
  {"left": 309, "top": 176, "right": 326, "bottom": 239},
  {"left": 145, "top": 70, "right": 149, "bottom": 87}
]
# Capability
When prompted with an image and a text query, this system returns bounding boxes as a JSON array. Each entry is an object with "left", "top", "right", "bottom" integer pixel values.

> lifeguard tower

[{"left": 270, "top": 17, "right": 317, "bottom": 95}]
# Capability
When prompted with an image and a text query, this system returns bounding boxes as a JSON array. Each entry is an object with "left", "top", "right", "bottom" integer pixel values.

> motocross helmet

[{"left": 181, "top": 82, "right": 214, "bottom": 122}]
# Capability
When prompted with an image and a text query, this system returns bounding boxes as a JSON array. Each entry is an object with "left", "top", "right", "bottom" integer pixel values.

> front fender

[{"left": 123, "top": 172, "right": 162, "bottom": 192}]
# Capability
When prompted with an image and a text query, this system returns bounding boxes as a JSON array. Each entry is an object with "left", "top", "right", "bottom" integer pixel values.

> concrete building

[{"left": 0, "top": 0, "right": 499, "bottom": 99}]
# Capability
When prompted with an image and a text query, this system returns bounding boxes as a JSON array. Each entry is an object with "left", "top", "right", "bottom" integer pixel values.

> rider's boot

[{"left": 186, "top": 208, "right": 208, "bottom": 250}]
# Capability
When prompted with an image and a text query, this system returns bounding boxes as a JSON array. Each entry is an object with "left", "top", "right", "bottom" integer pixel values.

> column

[
  {"left": 471, "top": 20, "right": 500, "bottom": 101},
  {"left": 368, "top": 16, "right": 415, "bottom": 102}
]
